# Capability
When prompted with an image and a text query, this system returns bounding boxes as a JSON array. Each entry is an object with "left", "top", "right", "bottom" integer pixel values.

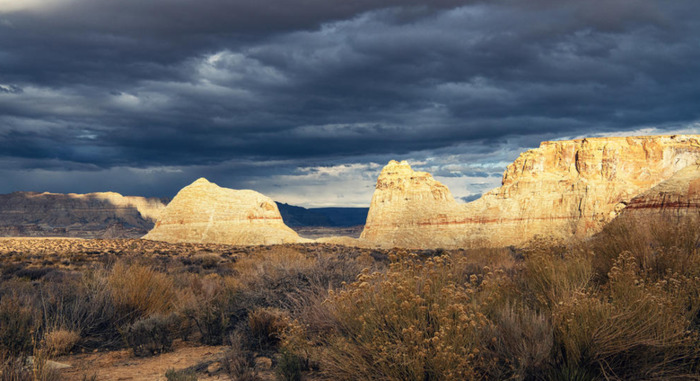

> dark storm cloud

[{"left": 1, "top": 0, "right": 699, "bottom": 200}]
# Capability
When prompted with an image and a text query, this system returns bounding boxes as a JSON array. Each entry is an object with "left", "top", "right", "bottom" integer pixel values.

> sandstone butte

[
  {"left": 360, "top": 135, "right": 700, "bottom": 249},
  {"left": 143, "top": 178, "right": 305, "bottom": 245},
  {"left": 0, "top": 191, "right": 165, "bottom": 238}
]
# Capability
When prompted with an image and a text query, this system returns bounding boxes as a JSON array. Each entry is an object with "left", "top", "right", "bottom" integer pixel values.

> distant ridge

[
  {"left": 276, "top": 202, "right": 368, "bottom": 227},
  {"left": 0, "top": 191, "right": 166, "bottom": 238}
]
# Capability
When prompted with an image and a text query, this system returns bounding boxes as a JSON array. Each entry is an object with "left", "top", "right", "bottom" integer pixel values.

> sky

[{"left": 1, "top": 0, "right": 699, "bottom": 207}]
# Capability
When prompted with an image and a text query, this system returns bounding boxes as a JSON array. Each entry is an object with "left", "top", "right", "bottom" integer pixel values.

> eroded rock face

[
  {"left": 361, "top": 135, "right": 700, "bottom": 248},
  {"left": 615, "top": 163, "right": 700, "bottom": 222},
  {"left": 0, "top": 191, "right": 166, "bottom": 238},
  {"left": 143, "top": 178, "right": 304, "bottom": 245},
  {"left": 360, "top": 160, "right": 466, "bottom": 248}
]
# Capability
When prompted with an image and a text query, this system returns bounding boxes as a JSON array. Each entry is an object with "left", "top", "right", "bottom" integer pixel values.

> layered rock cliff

[
  {"left": 0, "top": 191, "right": 166, "bottom": 238},
  {"left": 143, "top": 178, "right": 305, "bottom": 245},
  {"left": 361, "top": 135, "right": 700, "bottom": 248},
  {"left": 614, "top": 163, "right": 700, "bottom": 222}
]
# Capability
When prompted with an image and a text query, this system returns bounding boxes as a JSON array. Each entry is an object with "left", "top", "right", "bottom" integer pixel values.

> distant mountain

[
  {"left": 311, "top": 207, "right": 369, "bottom": 227},
  {"left": 0, "top": 191, "right": 166, "bottom": 238},
  {"left": 0, "top": 191, "right": 368, "bottom": 239},
  {"left": 276, "top": 202, "right": 368, "bottom": 227}
]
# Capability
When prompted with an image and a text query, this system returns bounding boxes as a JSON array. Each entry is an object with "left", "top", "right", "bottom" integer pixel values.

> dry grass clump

[
  {"left": 247, "top": 307, "right": 289, "bottom": 351},
  {"left": 178, "top": 274, "right": 239, "bottom": 345},
  {"left": 108, "top": 261, "right": 176, "bottom": 317},
  {"left": 42, "top": 329, "right": 80, "bottom": 356},
  {"left": 482, "top": 303, "right": 553, "bottom": 379}
]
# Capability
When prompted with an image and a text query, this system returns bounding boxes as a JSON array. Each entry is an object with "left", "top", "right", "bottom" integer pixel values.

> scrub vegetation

[{"left": 0, "top": 217, "right": 698, "bottom": 380}]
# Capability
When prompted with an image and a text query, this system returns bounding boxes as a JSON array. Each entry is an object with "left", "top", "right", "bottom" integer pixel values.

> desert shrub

[
  {"left": 221, "top": 332, "right": 259, "bottom": 381},
  {"left": 276, "top": 349, "right": 302, "bottom": 381},
  {"left": 313, "top": 255, "right": 494, "bottom": 380},
  {"left": 548, "top": 251, "right": 700, "bottom": 379},
  {"left": 482, "top": 303, "right": 554, "bottom": 380},
  {"left": 180, "top": 275, "right": 240, "bottom": 345},
  {"left": 232, "top": 247, "right": 373, "bottom": 311},
  {"left": 164, "top": 368, "right": 198, "bottom": 381},
  {"left": 587, "top": 216, "right": 700, "bottom": 284},
  {"left": 122, "top": 313, "right": 178, "bottom": 357},
  {"left": 108, "top": 261, "right": 176, "bottom": 318},
  {"left": 13, "top": 267, "right": 54, "bottom": 281},
  {"left": 42, "top": 328, "right": 80, "bottom": 356},
  {"left": 0, "top": 296, "right": 34, "bottom": 360},
  {"left": 191, "top": 253, "right": 221, "bottom": 269},
  {"left": 37, "top": 269, "right": 123, "bottom": 349},
  {"left": 247, "top": 307, "right": 289, "bottom": 351},
  {"left": 0, "top": 296, "right": 35, "bottom": 381}
]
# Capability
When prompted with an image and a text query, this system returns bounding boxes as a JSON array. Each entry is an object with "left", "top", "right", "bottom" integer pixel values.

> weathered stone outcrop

[
  {"left": 360, "top": 160, "right": 467, "bottom": 248},
  {"left": 361, "top": 135, "right": 700, "bottom": 248},
  {"left": 614, "top": 163, "right": 700, "bottom": 223},
  {"left": 143, "top": 178, "right": 304, "bottom": 245},
  {"left": 0, "top": 191, "right": 166, "bottom": 238}
]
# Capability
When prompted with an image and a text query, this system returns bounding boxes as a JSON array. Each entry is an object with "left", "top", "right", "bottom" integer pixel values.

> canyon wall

[
  {"left": 0, "top": 191, "right": 166, "bottom": 238},
  {"left": 361, "top": 135, "right": 700, "bottom": 248},
  {"left": 143, "top": 178, "right": 305, "bottom": 245}
]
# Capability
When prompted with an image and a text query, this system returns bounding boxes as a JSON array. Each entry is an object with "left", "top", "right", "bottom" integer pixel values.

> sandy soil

[{"left": 58, "top": 341, "right": 229, "bottom": 380}]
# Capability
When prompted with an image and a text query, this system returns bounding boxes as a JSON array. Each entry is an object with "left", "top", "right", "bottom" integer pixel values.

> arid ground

[{"left": 1, "top": 214, "right": 699, "bottom": 380}]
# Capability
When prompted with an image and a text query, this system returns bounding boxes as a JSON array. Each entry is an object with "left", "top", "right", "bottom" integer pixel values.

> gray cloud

[{"left": 0, "top": 0, "right": 699, "bottom": 204}]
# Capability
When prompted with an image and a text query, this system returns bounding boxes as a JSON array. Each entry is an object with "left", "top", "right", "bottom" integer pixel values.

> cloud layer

[{"left": 1, "top": 0, "right": 699, "bottom": 205}]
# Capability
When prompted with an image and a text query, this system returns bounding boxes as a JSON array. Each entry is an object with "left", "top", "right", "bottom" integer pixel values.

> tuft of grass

[
  {"left": 108, "top": 261, "right": 176, "bottom": 318},
  {"left": 42, "top": 328, "right": 80, "bottom": 356}
]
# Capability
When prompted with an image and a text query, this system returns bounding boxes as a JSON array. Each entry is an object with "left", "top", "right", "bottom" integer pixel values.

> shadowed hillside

[{"left": 0, "top": 191, "right": 166, "bottom": 238}]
